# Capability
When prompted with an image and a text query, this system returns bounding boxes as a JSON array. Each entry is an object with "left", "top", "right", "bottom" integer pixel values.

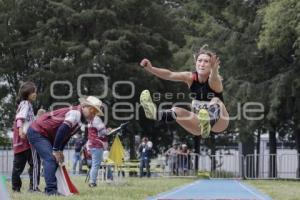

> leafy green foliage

[{"left": 0, "top": 0, "right": 299, "bottom": 152}]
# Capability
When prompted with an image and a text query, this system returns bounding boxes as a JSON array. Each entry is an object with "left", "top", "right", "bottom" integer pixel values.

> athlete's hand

[
  {"left": 210, "top": 54, "right": 220, "bottom": 70},
  {"left": 140, "top": 58, "right": 152, "bottom": 69},
  {"left": 53, "top": 151, "right": 64, "bottom": 164}
]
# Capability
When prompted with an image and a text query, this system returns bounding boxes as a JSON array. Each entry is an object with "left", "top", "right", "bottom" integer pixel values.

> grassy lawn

[
  {"left": 6, "top": 177, "right": 300, "bottom": 200},
  {"left": 246, "top": 180, "right": 300, "bottom": 200},
  {"left": 7, "top": 177, "right": 195, "bottom": 200}
]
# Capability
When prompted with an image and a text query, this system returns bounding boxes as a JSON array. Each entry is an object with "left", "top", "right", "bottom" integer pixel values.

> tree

[
  {"left": 0, "top": 0, "right": 187, "bottom": 152},
  {"left": 258, "top": 0, "right": 300, "bottom": 178}
]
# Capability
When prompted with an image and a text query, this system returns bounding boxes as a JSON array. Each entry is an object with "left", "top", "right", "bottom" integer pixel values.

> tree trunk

[
  {"left": 209, "top": 134, "right": 216, "bottom": 172},
  {"left": 268, "top": 126, "right": 277, "bottom": 178},
  {"left": 242, "top": 134, "right": 255, "bottom": 178},
  {"left": 126, "top": 123, "right": 136, "bottom": 160},
  {"left": 129, "top": 130, "right": 136, "bottom": 160},
  {"left": 256, "top": 129, "right": 261, "bottom": 177},
  {"left": 295, "top": 127, "right": 300, "bottom": 178},
  {"left": 193, "top": 136, "right": 200, "bottom": 171}
]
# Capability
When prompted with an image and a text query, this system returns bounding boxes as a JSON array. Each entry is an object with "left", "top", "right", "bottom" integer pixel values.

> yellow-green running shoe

[
  {"left": 140, "top": 90, "right": 157, "bottom": 120},
  {"left": 198, "top": 109, "right": 211, "bottom": 138}
]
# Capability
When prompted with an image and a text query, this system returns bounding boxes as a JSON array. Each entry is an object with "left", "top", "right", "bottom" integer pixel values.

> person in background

[
  {"left": 165, "top": 142, "right": 179, "bottom": 175},
  {"left": 72, "top": 133, "right": 86, "bottom": 174},
  {"left": 139, "top": 137, "right": 152, "bottom": 178},
  {"left": 86, "top": 99, "right": 111, "bottom": 188},
  {"left": 81, "top": 144, "right": 92, "bottom": 172},
  {"left": 178, "top": 144, "right": 191, "bottom": 176},
  {"left": 11, "top": 81, "right": 37, "bottom": 192}
]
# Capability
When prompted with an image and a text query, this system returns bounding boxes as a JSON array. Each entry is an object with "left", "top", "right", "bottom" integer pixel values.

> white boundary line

[
  {"left": 156, "top": 180, "right": 202, "bottom": 199},
  {"left": 151, "top": 180, "right": 271, "bottom": 200},
  {"left": 235, "top": 180, "right": 269, "bottom": 200}
]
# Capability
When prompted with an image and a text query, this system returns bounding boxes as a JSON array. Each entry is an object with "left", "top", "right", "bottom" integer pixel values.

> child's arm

[
  {"left": 93, "top": 116, "right": 110, "bottom": 136},
  {"left": 18, "top": 126, "right": 25, "bottom": 139},
  {"left": 16, "top": 101, "right": 30, "bottom": 138},
  {"left": 16, "top": 119, "right": 24, "bottom": 138}
]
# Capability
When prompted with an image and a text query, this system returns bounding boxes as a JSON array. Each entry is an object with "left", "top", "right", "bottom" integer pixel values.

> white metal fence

[
  {"left": 0, "top": 146, "right": 74, "bottom": 177},
  {"left": 1, "top": 146, "right": 299, "bottom": 180},
  {"left": 0, "top": 147, "right": 14, "bottom": 176},
  {"left": 163, "top": 153, "right": 300, "bottom": 179},
  {"left": 244, "top": 154, "right": 300, "bottom": 179}
]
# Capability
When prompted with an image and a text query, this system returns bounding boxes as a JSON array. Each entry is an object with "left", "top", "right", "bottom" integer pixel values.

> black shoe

[{"left": 88, "top": 183, "right": 97, "bottom": 188}]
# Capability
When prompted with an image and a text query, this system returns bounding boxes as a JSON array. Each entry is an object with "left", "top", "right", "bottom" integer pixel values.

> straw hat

[{"left": 79, "top": 96, "right": 104, "bottom": 116}]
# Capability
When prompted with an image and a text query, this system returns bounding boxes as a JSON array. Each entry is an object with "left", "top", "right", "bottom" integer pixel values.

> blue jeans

[
  {"left": 107, "top": 166, "right": 113, "bottom": 180},
  {"left": 72, "top": 152, "right": 81, "bottom": 173},
  {"left": 27, "top": 127, "right": 58, "bottom": 195},
  {"left": 140, "top": 159, "right": 150, "bottom": 177},
  {"left": 89, "top": 148, "right": 103, "bottom": 184}
]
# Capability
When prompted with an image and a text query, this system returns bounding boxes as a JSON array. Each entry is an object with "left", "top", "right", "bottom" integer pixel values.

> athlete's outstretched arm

[
  {"left": 208, "top": 55, "right": 223, "bottom": 92},
  {"left": 140, "top": 58, "right": 192, "bottom": 85}
]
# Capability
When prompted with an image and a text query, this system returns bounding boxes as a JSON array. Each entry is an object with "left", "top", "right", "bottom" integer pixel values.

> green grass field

[
  {"left": 246, "top": 180, "right": 300, "bottom": 200},
  {"left": 6, "top": 177, "right": 300, "bottom": 200},
  {"left": 8, "top": 177, "right": 194, "bottom": 200}
]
